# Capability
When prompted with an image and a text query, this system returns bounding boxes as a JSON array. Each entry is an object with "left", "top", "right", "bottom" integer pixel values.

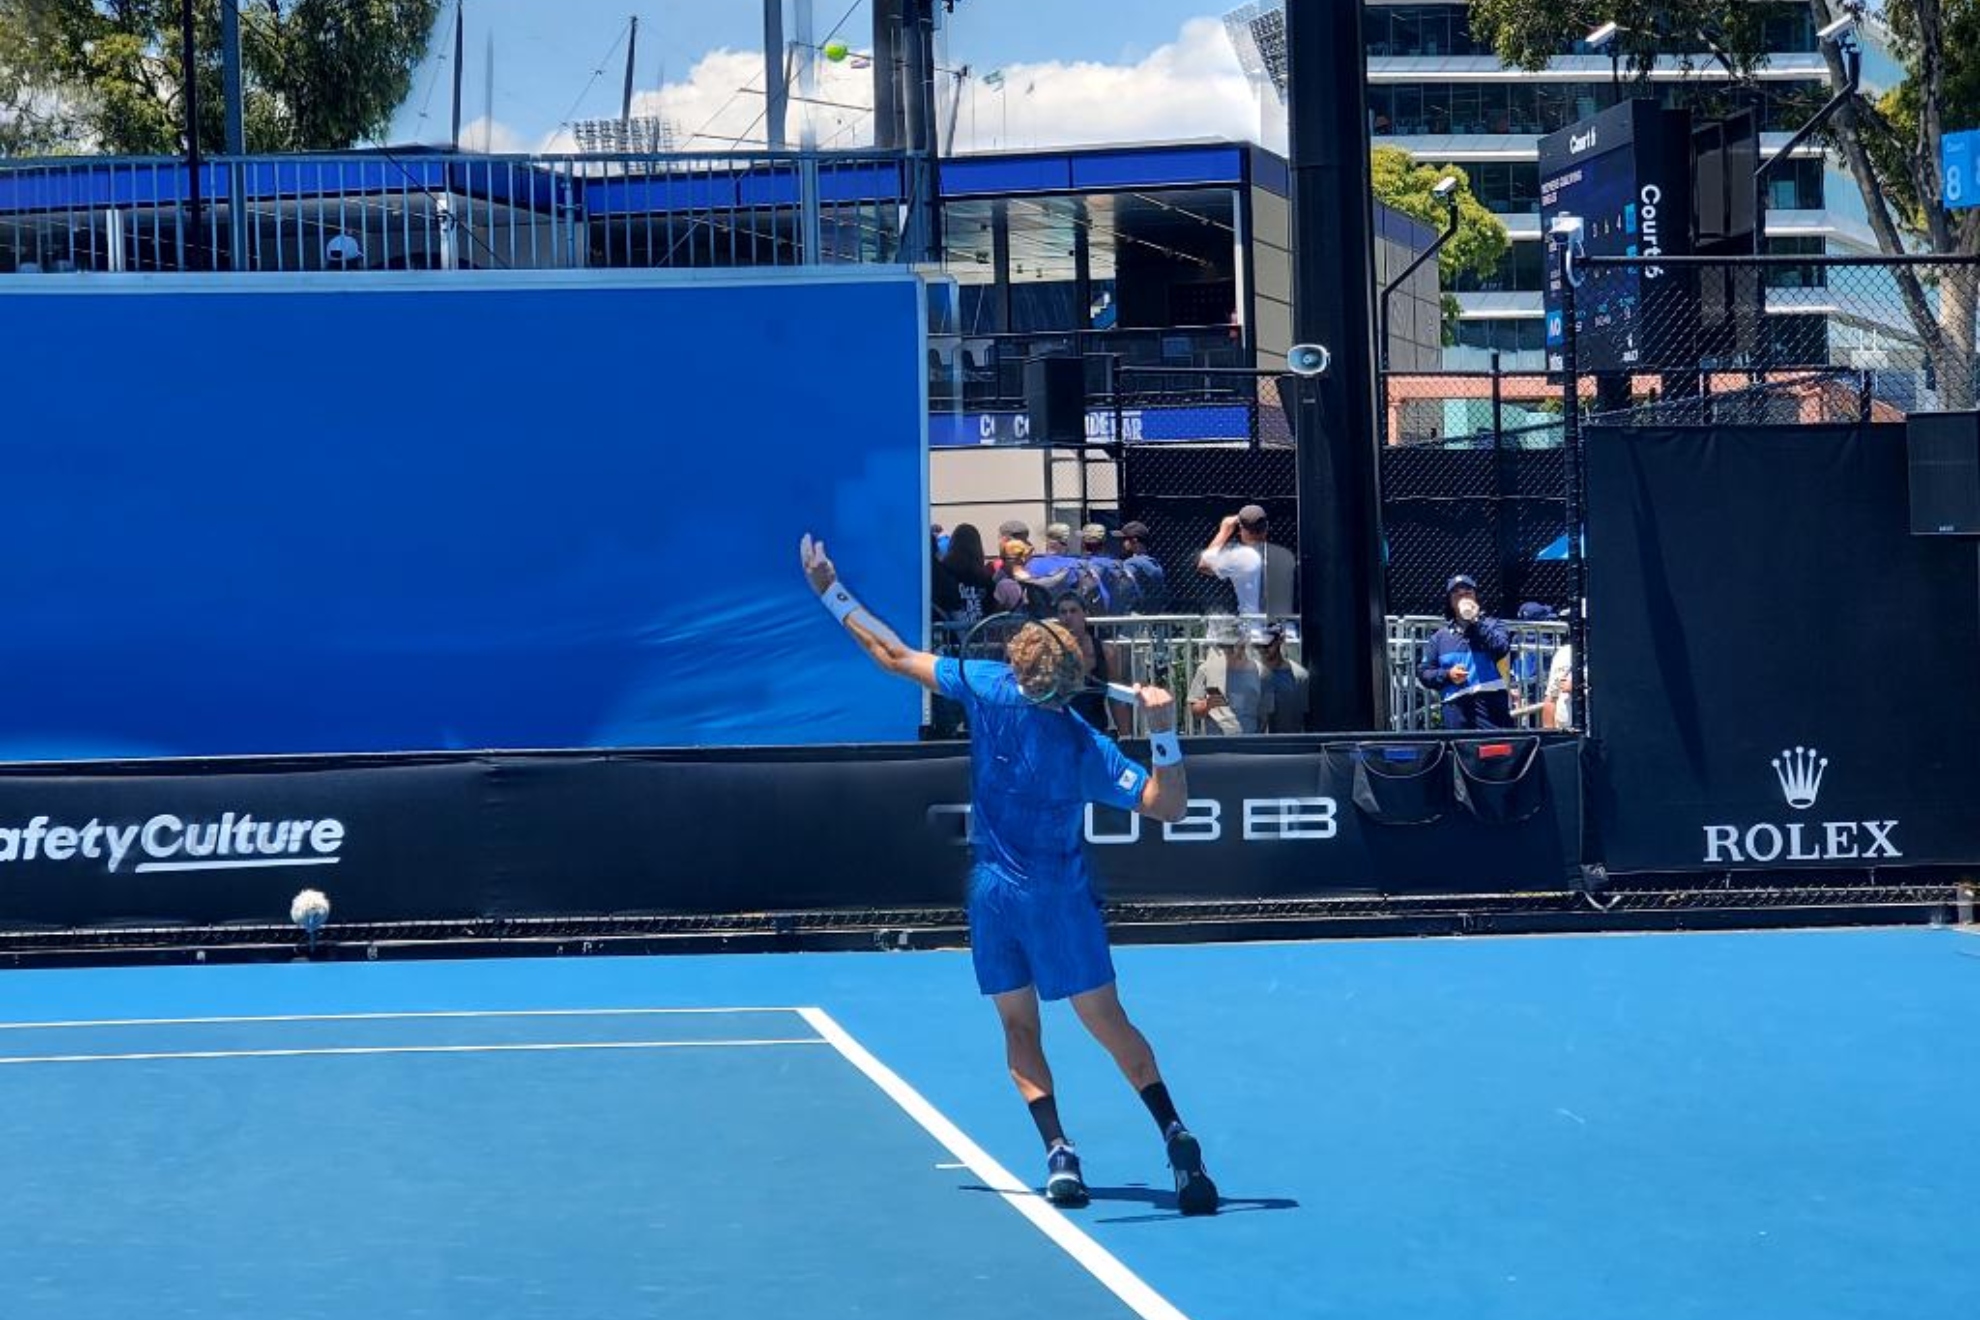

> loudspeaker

[
  {"left": 1024, "top": 356, "right": 1086, "bottom": 445},
  {"left": 1908, "top": 410, "right": 1980, "bottom": 536}
]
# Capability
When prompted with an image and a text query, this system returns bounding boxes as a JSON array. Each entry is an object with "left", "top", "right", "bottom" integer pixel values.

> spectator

[
  {"left": 935, "top": 523, "right": 995, "bottom": 630},
  {"left": 1417, "top": 574, "right": 1513, "bottom": 730},
  {"left": 1256, "top": 622, "right": 1310, "bottom": 734},
  {"left": 1196, "top": 504, "right": 1294, "bottom": 621},
  {"left": 1111, "top": 521, "right": 1169, "bottom": 614},
  {"left": 1543, "top": 643, "right": 1574, "bottom": 730},
  {"left": 1509, "top": 602, "right": 1557, "bottom": 708},
  {"left": 991, "top": 519, "right": 1031, "bottom": 575},
  {"left": 1188, "top": 615, "right": 1265, "bottom": 735},
  {"left": 1052, "top": 594, "right": 1127, "bottom": 734},
  {"left": 1075, "top": 523, "right": 1130, "bottom": 615},
  {"left": 994, "top": 538, "right": 1052, "bottom": 615},
  {"left": 1027, "top": 523, "right": 1084, "bottom": 588}
]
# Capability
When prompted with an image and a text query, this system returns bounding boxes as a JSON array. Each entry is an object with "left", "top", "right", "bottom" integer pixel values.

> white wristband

[
  {"left": 1149, "top": 731, "right": 1183, "bottom": 766},
  {"left": 819, "top": 582, "right": 862, "bottom": 625}
]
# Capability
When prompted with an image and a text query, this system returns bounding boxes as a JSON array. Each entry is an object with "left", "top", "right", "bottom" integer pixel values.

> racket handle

[{"left": 1105, "top": 683, "right": 1140, "bottom": 705}]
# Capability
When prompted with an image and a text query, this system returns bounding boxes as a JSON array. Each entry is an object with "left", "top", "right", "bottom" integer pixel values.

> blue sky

[{"left": 387, "top": 0, "right": 1260, "bottom": 153}]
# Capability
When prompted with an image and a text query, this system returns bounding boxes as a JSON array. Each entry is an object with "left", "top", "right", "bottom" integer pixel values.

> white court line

[
  {"left": 0, "top": 1038, "right": 830, "bottom": 1066},
  {"left": 799, "top": 1007, "right": 1194, "bottom": 1320},
  {"left": 0, "top": 1007, "right": 806, "bottom": 1032}
]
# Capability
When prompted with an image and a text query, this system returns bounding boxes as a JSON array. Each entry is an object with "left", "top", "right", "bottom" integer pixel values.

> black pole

[
  {"left": 623, "top": 15, "right": 639, "bottom": 122},
  {"left": 451, "top": 1, "right": 464, "bottom": 149},
  {"left": 220, "top": 0, "right": 244, "bottom": 154},
  {"left": 901, "top": 0, "right": 941, "bottom": 263},
  {"left": 872, "top": 0, "right": 905, "bottom": 149},
  {"left": 1378, "top": 199, "right": 1458, "bottom": 377},
  {"left": 1559, "top": 238, "right": 1588, "bottom": 735},
  {"left": 1758, "top": 41, "right": 1859, "bottom": 179},
  {"left": 180, "top": 0, "right": 203, "bottom": 271},
  {"left": 1288, "top": 0, "right": 1387, "bottom": 731}
]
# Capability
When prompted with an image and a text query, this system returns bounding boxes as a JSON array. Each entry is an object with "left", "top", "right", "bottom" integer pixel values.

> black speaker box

[
  {"left": 1908, "top": 410, "right": 1980, "bottom": 536},
  {"left": 1024, "top": 356, "right": 1086, "bottom": 445}
]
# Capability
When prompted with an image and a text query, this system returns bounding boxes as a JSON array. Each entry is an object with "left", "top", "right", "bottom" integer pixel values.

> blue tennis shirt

[{"left": 934, "top": 658, "right": 1148, "bottom": 890}]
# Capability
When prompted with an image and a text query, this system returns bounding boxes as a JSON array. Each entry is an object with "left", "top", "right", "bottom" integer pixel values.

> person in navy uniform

[{"left": 1419, "top": 574, "right": 1513, "bottom": 730}]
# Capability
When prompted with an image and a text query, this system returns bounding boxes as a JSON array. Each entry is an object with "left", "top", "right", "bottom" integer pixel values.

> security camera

[
  {"left": 1586, "top": 21, "right": 1619, "bottom": 47},
  {"left": 1817, "top": 14, "right": 1855, "bottom": 40},
  {"left": 1432, "top": 176, "right": 1459, "bottom": 200},
  {"left": 1549, "top": 215, "right": 1585, "bottom": 239},
  {"left": 1287, "top": 343, "right": 1331, "bottom": 378}
]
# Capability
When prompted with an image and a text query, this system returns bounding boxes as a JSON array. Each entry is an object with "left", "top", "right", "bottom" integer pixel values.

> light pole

[
  {"left": 1379, "top": 176, "right": 1462, "bottom": 382},
  {"left": 1586, "top": 21, "right": 1623, "bottom": 103}
]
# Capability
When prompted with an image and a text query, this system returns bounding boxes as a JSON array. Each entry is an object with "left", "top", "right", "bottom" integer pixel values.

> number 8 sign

[{"left": 1945, "top": 129, "right": 1980, "bottom": 210}]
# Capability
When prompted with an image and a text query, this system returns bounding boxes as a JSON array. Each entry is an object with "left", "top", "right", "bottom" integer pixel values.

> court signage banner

[
  {"left": 0, "top": 739, "right": 1582, "bottom": 929},
  {"left": 1585, "top": 425, "right": 1980, "bottom": 872}
]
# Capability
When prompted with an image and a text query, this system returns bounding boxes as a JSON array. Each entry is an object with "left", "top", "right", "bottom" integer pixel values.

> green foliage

[
  {"left": 1870, "top": 0, "right": 1980, "bottom": 246},
  {"left": 1466, "top": 0, "right": 1768, "bottom": 81},
  {"left": 1463, "top": 0, "right": 1979, "bottom": 253},
  {"left": 1439, "top": 292, "right": 1465, "bottom": 346},
  {"left": 1, "top": 0, "right": 444, "bottom": 156},
  {"left": 1370, "top": 145, "right": 1511, "bottom": 283}
]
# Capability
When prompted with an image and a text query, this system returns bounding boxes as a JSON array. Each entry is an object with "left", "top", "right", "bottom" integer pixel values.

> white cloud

[
  {"left": 947, "top": 17, "right": 1272, "bottom": 153},
  {"left": 443, "top": 16, "right": 1279, "bottom": 158},
  {"left": 457, "top": 115, "right": 529, "bottom": 155}
]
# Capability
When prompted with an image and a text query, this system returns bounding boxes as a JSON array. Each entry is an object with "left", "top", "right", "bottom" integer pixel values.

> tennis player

[{"left": 800, "top": 535, "right": 1219, "bottom": 1215}]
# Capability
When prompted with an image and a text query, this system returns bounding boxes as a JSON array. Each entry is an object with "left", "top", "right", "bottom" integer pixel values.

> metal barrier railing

[
  {"left": 932, "top": 613, "right": 1569, "bottom": 736},
  {"left": 1386, "top": 615, "right": 1569, "bottom": 732},
  {"left": 0, "top": 151, "right": 908, "bottom": 275}
]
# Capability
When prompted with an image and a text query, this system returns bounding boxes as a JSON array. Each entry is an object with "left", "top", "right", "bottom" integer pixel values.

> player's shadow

[{"left": 961, "top": 1181, "right": 1299, "bottom": 1224}]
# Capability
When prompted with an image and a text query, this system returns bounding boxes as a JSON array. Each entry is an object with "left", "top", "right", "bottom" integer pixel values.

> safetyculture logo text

[{"left": 0, "top": 813, "right": 346, "bottom": 874}]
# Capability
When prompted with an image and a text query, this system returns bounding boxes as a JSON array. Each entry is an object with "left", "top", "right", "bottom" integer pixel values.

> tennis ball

[{"left": 823, "top": 39, "right": 850, "bottom": 62}]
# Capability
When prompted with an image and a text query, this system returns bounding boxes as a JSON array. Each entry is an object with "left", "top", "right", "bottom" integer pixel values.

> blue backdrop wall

[{"left": 0, "top": 271, "right": 929, "bottom": 758}]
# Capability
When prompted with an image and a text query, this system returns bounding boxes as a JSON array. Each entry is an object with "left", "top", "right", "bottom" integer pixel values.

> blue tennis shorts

[{"left": 968, "top": 871, "right": 1116, "bottom": 1001}]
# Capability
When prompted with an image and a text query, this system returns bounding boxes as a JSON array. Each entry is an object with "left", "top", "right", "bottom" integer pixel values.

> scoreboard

[{"left": 1541, "top": 99, "right": 1695, "bottom": 373}]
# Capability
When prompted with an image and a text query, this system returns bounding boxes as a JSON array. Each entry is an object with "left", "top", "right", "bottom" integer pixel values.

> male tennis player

[{"left": 800, "top": 535, "right": 1219, "bottom": 1215}]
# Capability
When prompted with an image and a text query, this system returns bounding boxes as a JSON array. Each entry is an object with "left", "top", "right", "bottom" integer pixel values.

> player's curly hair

[{"left": 1006, "top": 621, "right": 1084, "bottom": 705}]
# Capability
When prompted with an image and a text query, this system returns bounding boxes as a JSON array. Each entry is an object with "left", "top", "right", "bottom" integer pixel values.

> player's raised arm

[
  {"left": 1133, "top": 685, "right": 1189, "bottom": 823},
  {"left": 800, "top": 534, "right": 940, "bottom": 692}
]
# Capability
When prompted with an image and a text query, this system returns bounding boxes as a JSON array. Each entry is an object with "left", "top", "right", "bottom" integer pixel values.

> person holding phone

[{"left": 1187, "top": 615, "right": 1264, "bottom": 734}]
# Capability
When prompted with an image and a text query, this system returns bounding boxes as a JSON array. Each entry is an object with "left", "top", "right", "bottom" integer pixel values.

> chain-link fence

[
  {"left": 1378, "top": 368, "right": 1574, "bottom": 622},
  {"left": 1109, "top": 368, "right": 1300, "bottom": 618},
  {"left": 1566, "top": 254, "right": 1980, "bottom": 426}
]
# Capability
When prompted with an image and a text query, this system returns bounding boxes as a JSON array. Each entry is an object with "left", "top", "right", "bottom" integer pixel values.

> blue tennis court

[{"left": 1, "top": 927, "right": 1972, "bottom": 1320}]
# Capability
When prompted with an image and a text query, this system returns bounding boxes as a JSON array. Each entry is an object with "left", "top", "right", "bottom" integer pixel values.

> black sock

[
  {"left": 1028, "top": 1095, "right": 1068, "bottom": 1150},
  {"left": 1139, "top": 1081, "right": 1181, "bottom": 1134}
]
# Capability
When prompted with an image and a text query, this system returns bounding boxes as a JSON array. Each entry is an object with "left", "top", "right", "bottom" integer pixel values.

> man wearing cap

[
  {"left": 1111, "top": 522, "right": 1169, "bottom": 614},
  {"left": 1075, "top": 523, "right": 1131, "bottom": 615},
  {"left": 1418, "top": 575, "right": 1513, "bottom": 730},
  {"left": 1196, "top": 505, "right": 1294, "bottom": 621},
  {"left": 1256, "top": 622, "right": 1310, "bottom": 733}
]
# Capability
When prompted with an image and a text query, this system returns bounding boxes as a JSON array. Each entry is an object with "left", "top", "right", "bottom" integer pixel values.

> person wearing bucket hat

[
  {"left": 1418, "top": 574, "right": 1513, "bottom": 729},
  {"left": 1187, "top": 615, "right": 1265, "bottom": 735}
]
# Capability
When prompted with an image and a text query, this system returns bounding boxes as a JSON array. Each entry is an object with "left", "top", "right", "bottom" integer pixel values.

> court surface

[{"left": 1, "top": 927, "right": 1972, "bottom": 1320}]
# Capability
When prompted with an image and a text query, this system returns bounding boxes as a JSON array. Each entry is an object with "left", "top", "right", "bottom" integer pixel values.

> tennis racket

[{"left": 952, "top": 611, "right": 1139, "bottom": 734}]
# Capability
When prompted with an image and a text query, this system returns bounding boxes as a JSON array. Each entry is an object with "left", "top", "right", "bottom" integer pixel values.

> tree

[
  {"left": 0, "top": 1, "right": 444, "bottom": 156},
  {"left": 1466, "top": 0, "right": 1980, "bottom": 406},
  {"left": 1371, "top": 145, "right": 1512, "bottom": 344}
]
